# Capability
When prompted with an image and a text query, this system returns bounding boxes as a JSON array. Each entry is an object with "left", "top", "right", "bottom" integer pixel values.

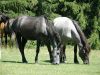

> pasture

[{"left": 0, "top": 46, "right": 100, "bottom": 75}]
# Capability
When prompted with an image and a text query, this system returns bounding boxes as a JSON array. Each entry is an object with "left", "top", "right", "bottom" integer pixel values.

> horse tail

[{"left": 11, "top": 18, "right": 19, "bottom": 32}]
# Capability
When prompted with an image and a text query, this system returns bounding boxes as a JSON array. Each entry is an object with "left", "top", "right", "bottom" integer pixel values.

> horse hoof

[
  {"left": 35, "top": 61, "right": 38, "bottom": 64},
  {"left": 52, "top": 62, "right": 60, "bottom": 65},
  {"left": 74, "top": 61, "right": 79, "bottom": 64},
  {"left": 50, "top": 60, "right": 53, "bottom": 63},
  {"left": 83, "top": 61, "right": 89, "bottom": 64},
  {"left": 23, "top": 61, "right": 28, "bottom": 63},
  {"left": 60, "top": 61, "right": 66, "bottom": 63}
]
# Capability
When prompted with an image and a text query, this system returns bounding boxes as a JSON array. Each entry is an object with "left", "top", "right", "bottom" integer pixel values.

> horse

[
  {"left": 0, "top": 14, "right": 9, "bottom": 47},
  {"left": 53, "top": 17, "right": 91, "bottom": 64},
  {"left": 4, "top": 18, "right": 16, "bottom": 47},
  {"left": 11, "top": 15, "right": 61, "bottom": 64}
]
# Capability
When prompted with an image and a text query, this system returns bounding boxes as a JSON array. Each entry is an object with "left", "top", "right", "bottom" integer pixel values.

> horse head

[
  {"left": 0, "top": 14, "right": 9, "bottom": 23},
  {"left": 0, "top": 14, "right": 9, "bottom": 30},
  {"left": 79, "top": 43, "right": 91, "bottom": 64},
  {"left": 45, "top": 18, "right": 61, "bottom": 64},
  {"left": 72, "top": 20, "right": 91, "bottom": 64}
]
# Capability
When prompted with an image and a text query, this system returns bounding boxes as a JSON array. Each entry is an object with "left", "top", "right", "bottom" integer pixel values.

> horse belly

[
  {"left": 20, "top": 29, "right": 40, "bottom": 40},
  {"left": 60, "top": 34, "right": 72, "bottom": 45}
]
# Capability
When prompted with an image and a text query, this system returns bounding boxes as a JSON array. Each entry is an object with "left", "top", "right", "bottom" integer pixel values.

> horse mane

[{"left": 72, "top": 20, "right": 90, "bottom": 52}]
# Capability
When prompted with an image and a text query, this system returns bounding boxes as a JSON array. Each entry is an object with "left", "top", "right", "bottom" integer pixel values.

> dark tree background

[{"left": 0, "top": 0, "right": 100, "bottom": 49}]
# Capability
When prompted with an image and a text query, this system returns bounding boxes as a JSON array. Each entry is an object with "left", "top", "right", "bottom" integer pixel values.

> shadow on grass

[
  {"left": 42, "top": 60, "right": 85, "bottom": 65},
  {"left": 41, "top": 60, "right": 77, "bottom": 65},
  {"left": 1, "top": 60, "right": 35, "bottom": 64},
  {"left": 43, "top": 60, "right": 51, "bottom": 63},
  {"left": 1, "top": 60, "right": 84, "bottom": 65}
]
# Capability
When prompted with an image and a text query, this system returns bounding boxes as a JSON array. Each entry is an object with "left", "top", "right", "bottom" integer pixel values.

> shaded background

[{"left": 0, "top": 0, "right": 100, "bottom": 49}]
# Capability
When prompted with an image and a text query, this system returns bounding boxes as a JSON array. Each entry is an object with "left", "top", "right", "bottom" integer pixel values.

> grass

[{"left": 0, "top": 46, "right": 100, "bottom": 75}]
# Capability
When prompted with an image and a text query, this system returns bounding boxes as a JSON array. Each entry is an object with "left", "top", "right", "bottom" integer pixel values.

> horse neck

[
  {"left": 72, "top": 20, "right": 87, "bottom": 47},
  {"left": 4, "top": 19, "right": 10, "bottom": 33}
]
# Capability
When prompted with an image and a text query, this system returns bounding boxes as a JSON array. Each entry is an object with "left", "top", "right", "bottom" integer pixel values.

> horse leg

[
  {"left": 4, "top": 32, "right": 7, "bottom": 48},
  {"left": 0, "top": 37, "right": 1, "bottom": 47},
  {"left": 62, "top": 45, "right": 66, "bottom": 63},
  {"left": 46, "top": 43, "right": 53, "bottom": 63},
  {"left": 1, "top": 32, "right": 3, "bottom": 46},
  {"left": 21, "top": 37, "right": 27, "bottom": 63},
  {"left": 0, "top": 34, "right": 2, "bottom": 47},
  {"left": 35, "top": 40, "right": 40, "bottom": 63},
  {"left": 11, "top": 32, "right": 15, "bottom": 47},
  {"left": 74, "top": 44, "right": 79, "bottom": 64},
  {"left": 16, "top": 34, "right": 27, "bottom": 63},
  {"left": 5, "top": 32, "right": 7, "bottom": 47},
  {"left": 60, "top": 45, "right": 66, "bottom": 63},
  {"left": 8, "top": 33, "right": 12, "bottom": 48}
]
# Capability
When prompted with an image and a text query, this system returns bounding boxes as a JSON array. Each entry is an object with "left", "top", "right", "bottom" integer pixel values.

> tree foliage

[{"left": 0, "top": 0, "right": 100, "bottom": 49}]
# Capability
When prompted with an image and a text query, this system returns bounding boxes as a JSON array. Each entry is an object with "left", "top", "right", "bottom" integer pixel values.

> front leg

[
  {"left": 52, "top": 40, "right": 60, "bottom": 64},
  {"left": 60, "top": 45, "right": 66, "bottom": 63},
  {"left": 46, "top": 43, "right": 53, "bottom": 63},
  {"left": 35, "top": 40, "right": 40, "bottom": 63},
  {"left": 74, "top": 44, "right": 79, "bottom": 64},
  {"left": 4, "top": 32, "right": 7, "bottom": 48}
]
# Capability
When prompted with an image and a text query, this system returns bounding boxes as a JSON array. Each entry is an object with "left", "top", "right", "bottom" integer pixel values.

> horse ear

[
  {"left": 1, "top": 15, "right": 9, "bottom": 22},
  {"left": 4, "top": 15, "right": 9, "bottom": 20}
]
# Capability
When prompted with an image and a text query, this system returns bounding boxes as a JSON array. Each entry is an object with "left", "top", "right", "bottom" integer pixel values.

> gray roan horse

[
  {"left": 53, "top": 17, "right": 91, "bottom": 64},
  {"left": 11, "top": 15, "right": 61, "bottom": 64}
]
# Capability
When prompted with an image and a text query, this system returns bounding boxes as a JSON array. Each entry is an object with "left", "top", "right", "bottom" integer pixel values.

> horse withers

[
  {"left": 53, "top": 17, "right": 91, "bottom": 64},
  {"left": 11, "top": 15, "right": 61, "bottom": 64}
]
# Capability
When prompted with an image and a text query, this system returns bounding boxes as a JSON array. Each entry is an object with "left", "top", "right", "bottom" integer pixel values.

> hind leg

[
  {"left": 74, "top": 44, "right": 79, "bottom": 64},
  {"left": 4, "top": 32, "right": 7, "bottom": 48},
  {"left": 16, "top": 34, "right": 27, "bottom": 63},
  {"left": 35, "top": 40, "right": 40, "bottom": 63},
  {"left": 11, "top": 32, "right": 16, "bottom": 47}
]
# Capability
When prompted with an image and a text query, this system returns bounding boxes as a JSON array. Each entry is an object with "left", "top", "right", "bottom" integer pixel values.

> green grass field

[{"left": 0, "top": 46, "right": 100, "bottom": 75}]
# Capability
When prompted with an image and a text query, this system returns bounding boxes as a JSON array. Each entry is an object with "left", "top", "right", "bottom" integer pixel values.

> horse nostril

[
  {"left": 55, "top": 62, "right": 59, "bottom": 65},
  {"left": 84, "top": 62, "right": 88, "bottom": 64},
  {"left": 52, "top": 62, "right": 59, "bottom": 65},
  {"left": 57, "top": 53, "right": 59, "bottom": 55}
]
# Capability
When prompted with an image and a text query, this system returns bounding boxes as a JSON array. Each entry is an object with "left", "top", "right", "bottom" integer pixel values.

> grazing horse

[
  {"left": 4, "top": 19, "right": 16, "bottom": 47},
  {"left": 0, "top": 14, "right": 9, "bottom": 47},
  {"left": 53, "top": 17, "right": 91, "bottom": 64},
  {"left": 11, "top": 15, "right": 61, "bottom": 64}
]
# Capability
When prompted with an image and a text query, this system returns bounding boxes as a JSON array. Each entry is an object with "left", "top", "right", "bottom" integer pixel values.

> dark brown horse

[
  {"left": 11, "top": 15, "right": 61, "bottom": 64},
  {"left": 4, "top": 18, "right": 16, "bottom": 47}
]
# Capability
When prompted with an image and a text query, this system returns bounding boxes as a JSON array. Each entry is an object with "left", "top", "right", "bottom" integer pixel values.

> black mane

[{"left": 72, "top": 20, "right": 90, "bottom": 52}]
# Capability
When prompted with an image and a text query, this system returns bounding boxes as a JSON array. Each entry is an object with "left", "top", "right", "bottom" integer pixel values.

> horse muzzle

[
  {"left": 52, "top": 51, "right": 60, "bottom": 65},
  {"left": 83, "top": 59, "right": 89, "bottom": 64}
]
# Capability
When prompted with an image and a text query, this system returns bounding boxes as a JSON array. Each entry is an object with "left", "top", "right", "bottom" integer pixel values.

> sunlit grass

[{"left": 0, "top": 46, "right": 100, "bottom": 75}]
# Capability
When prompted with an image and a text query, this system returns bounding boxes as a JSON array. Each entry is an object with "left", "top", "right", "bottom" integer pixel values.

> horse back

[{"left": 12, "top": 16, "right": 48, "bottom": 40}]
